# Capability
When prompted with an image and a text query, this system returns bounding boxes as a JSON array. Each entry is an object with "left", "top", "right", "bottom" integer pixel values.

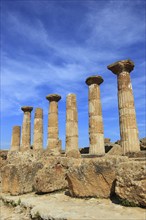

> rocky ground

[{"left": 0, "top": 191, "right": 145, "bottom": 220}]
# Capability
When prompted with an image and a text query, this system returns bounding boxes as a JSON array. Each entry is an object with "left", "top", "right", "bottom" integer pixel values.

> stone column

[
  {"left": 33, "top": 108, "right": 43, "bottom": 150},
  {"left": 85, "top": 76, "right": 105, "bottom": 155},
  {"left": 65, "top": 94, "right": 80, "bottom": 155},
  {"left": 10, "top": 126, "right": 21, "bottom": 151},
  {"left": 58, "top": 139, "right": 62, "bottom": 151},
  {"left": 107, "top": 59, "right": 140, "bottom": 154},
  {"left": 46, "top": 94, "right": 61, "bottom": 153},
  {"left": 21, "top": 106, "right": 33, "bottom": 149}
]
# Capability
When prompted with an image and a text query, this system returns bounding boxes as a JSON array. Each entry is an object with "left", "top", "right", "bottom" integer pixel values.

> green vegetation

[
  {"left": 17, "top": 198, "right": 21, "bottom": 205},
  {"left": 33, "top": 211, "right": 42, "bottom": 220},
  {"left": 2, "top": 198, "right": 21, "bottom": 207},
  {"left": 119, "top": 198, "right": 138, "bottom": 207}
]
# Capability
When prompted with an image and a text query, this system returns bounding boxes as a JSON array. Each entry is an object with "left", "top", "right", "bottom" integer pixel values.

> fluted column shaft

[
  {"left": 117, "top": 71, "right": 139, "bottom": 154},
  {"left": 33, "top": 108, "right": 43, "bottom": 149},
  {"left": 48, "top": 101, "right": 59, "bottom": 148},
  {"left": 65, "top": 94, "right": 79, "bottom": 153},
  {"left": 86, "top": 76, "right": 105, "bottom": 155},
  {"left": 21, "top": 106, "right": 33, "bottom": 149},
  {"left": 46, "top": 94, "right": 61, "bottom": 152},
  {"left": 107, "top": 60, "right": 140, "bottom": 154},
  {"left": 10, "top": 126, "right": 21, "bottom": 151}
]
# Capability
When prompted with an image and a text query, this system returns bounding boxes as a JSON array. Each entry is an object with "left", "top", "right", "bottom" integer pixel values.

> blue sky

[{"left": 1, "top": 0, "right": 146, "bottom": 150}]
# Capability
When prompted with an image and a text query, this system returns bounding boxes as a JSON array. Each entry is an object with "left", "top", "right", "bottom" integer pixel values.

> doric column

[
  {"left": 46, "top": 94, "right": 61, "bottom": 153},
  {"left": 58, "top": 139, "right": 62, "bottom": 151},
  {"left": 65, "top": 94, "right": 80, "bottom": 155},
  {"left": 33, "top": 108, "right": 43, "bottom": 150},
  {"left": 21, "top": 106, "right": 33, "bottom": 149},
  {"left": 10, "top": 126, "right": 21, "bottom": 151},
  {"left": 107, "top": 59, "right": 140, "bottom": 154},
  {"left": 85, "top": 76, "right": 105, "bottom": 155}
]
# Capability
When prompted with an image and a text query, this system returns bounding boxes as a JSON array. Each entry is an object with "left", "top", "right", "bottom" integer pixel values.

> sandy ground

[{"left": 0, "top": 192, "right": 146, "bottom": 220}]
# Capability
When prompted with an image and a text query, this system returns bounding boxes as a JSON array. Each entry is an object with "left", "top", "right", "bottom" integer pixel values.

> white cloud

[{"left": 1, "top": 0, "right": 145, "bottom": 149}]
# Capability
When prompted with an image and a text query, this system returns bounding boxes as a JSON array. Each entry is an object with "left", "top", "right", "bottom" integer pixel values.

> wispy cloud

[{"left": 1, "top": 0, "right": 145, "bottom": 149}]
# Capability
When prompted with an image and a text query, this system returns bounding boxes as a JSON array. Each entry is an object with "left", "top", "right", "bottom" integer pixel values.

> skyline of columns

[
  {"left": 9, "top": 60, "right": 142, "bottom": 154},
  {"left": 107, "top": 59, "right": 140, "bottom": 154}
]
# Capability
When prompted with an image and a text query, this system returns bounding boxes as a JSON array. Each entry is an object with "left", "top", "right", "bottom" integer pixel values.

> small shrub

[
  {"left": 34, "top": 211, "right": 42, "bottom": 220},
  {"left": 10, "top": 200, "right": 17, "bottom": 207},
  {"left": 17, "top": 198, "right": 21, "bottom": 205},
  {"left": 119, "top": 198, "right": 138, "bottom": 207}
]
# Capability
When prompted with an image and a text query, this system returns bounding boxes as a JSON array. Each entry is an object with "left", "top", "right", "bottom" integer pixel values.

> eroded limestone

[
  {"left": 33, "top": 108, "right": 43, "bottom": 150},
  {"left": 65, "top": 94, "right": 80, "bottom": 157},
  {"left": 10, "top": 126, "right": 21, "bottom": 151},
  {"left": 46, "top": 94, "right": 61, "bottom": 154},
  {"left": 107, "top": 60, "right": 140, "bottom": 154},
  {"left": 21, "top": 106, "right": 33, "bottom": 150},
  {"left": 86, "top": 76, "right": 105, "bottom": 155}
]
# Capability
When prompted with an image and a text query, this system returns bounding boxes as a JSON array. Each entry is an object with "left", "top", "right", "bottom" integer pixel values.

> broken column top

[
  {"left": 85, "top": 75, "right": 104, "bottom": 86},
  {"left": 21, "top": 106, "right": 33, "bottom": 112},
  {"left": 66, "top": 93, "right": 77, "bottom": 108},
  {"left": 107, "top": 59, "right": 134, "bottom": 75},
  {"left": 67, "top": 93, "right": 76, "bottom": 99},
  {"left": 46, "top": 94, "right": 61, "bottom": 102}
]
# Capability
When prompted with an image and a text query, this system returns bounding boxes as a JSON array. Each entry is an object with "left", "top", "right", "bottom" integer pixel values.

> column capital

[
  {"left": 46, "top": 94, "right": 61, "bottom": 102},
  {"left": 21, "top": 106, "right": 33, "bottom": 112},
  {"left": 85, "top": 75, "right": 103, "bottom": 86},
  {"left": 107, "top": 59, "right": 134, "bottom": 75}
]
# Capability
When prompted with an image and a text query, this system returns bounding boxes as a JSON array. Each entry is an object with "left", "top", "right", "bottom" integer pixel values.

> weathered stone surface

[
  {"left": 66, "top": 149, "right": 81, "bottom": 158},
  {"left": 33, "top": 108, "right": 43, "bottom": 149},
  {"left": 67, "top": 156, "right": 128, "bottom": 198},
  {"left": 10, "top": 126, "right": 21, "bottom": 151},
  {"left": 34, "top": 157, "right": 81, "bottom": 193},
  {"left": 85, "top": 76, "right": 105, "bottom": 155},
  {"left": 104, "top": 138, "right": 111, "bottom": 144},
  {"left": 7, "top": 149, "right": 44, "bottom": 165},
  {"left": 125, "top": 151, "right": 146, "bottom": 158},
  {"left": 0, "top": 150, "right": 8, "bottom": 165},
  {"left": 115, "top": 161, "right": 146, "bottom": 207},
  {"left": 106, "top": 144, "right": 122, "bottom": 155},
  {"left": 1, "top": 150, "right": 44, "bottom": 195},
  {"left": 140, "top": 137, "right": 146, "bottom": 151},
  {"left": 1, "top": 192, "right": 145, "bottom": 220},
  {"left": 46, "top": 94, "right": 61, "bottom": 154},
  {"left": 34, "top": 163, "right": 67, "bottom": 193},
  {"left": 21, "top": 106, "right": 33, "bottom": 150},
  {"left": 1, "top": 162, "right": 43, "bottom": 195},
  {"left": 0, "top": 150, "right": 8, "bottom": 190},
  {"left": 65, "top": 94, "right": 80, "bottom": 156},
  {"left": 107, "top": 60, "right": 140, "bottom": 154}
]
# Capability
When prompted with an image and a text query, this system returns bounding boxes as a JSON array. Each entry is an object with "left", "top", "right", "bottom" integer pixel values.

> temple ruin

[
  {"left": 10, "top": 59, "right": 140, "bottom": 155},
  {"left": 1, "top": 59, "right": 145, "bottom": 215}
]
